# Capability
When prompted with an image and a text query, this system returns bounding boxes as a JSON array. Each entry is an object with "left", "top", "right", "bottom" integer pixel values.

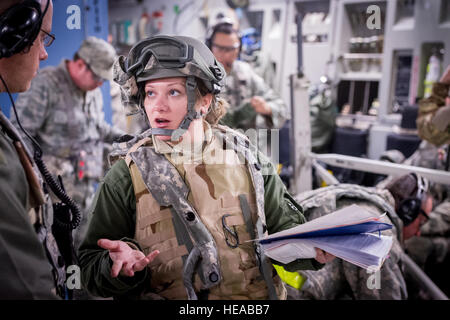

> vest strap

[
  {"left": 125, "top": 137, "right": 152, "bottom": 167},
  {"left": 239, "top": 194, "right": 278, "bottom": 300},
  {"left": 243, "top": 266, "right": 261, "bottom": 281},
  {"left": 128, "top": 144, "right": 222, "bottom": 298},
  {"left": 149, "top": 245, "right": 189, "bottom": 267},
  {"left": 138, "top": 208, "right": 173, "bottom": 228},
  {"left": 222, "top": 214, "right": 245, "bottom": 226},
  {"left": 140, "top": 229, "right": 176, "bottom": 248}
]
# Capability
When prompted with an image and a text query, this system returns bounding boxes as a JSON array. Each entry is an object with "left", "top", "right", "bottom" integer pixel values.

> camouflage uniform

[
  {"left": 0, "top": 111, "right": 61, "bottom": 299},
  {"left": 400, "top": 80, "right": 450, "bottom": 275},
  {"left": 78, "top": 124, "right": 323, "bottom": 299},
  {"left": 290, "top": 184, "right": 408, "bottom": 300},
  {"left": 219, "top": 60, "right": 289, "bottom": 158},
  {"left": 309, "top": 82, "right": 336, "bottom": 153},
  {"left": 11, "top": 60, "right": 124, "bottom": 249},
  {"left": 241, "top": 50, "right": 277, "bottom": 90},
  {"left": 402, "top": 147, "right": 450, "bottom": 294},
  {"left": 416, "top": 82, "right": 450, "bottom": 146},
  {"left": 110, "top": 81, "right": 148, "bottom": 135}
]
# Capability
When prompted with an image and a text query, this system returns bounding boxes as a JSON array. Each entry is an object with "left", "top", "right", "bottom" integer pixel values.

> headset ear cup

[
  {"left": 0, "top": 1, "right": 43, "bottom": 59},
  {"left": 0, "top": 43, "right": 10, "bottom": 59},
  {"left": 399, "top": 198, "right": 421, "bottom": 226}
]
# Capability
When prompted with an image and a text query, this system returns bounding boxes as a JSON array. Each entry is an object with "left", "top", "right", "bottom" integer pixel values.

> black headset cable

[{"left": 0, "top": 74, "right": 80, "bottom": 230}]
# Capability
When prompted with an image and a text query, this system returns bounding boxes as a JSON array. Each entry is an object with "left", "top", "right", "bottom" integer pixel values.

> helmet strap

[{"left": 147, "top": 76, "right": 202, "bottom": 142}]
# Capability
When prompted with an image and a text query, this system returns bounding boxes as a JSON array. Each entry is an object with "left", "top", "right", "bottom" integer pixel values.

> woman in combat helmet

[{"left": 78, "top": 35, "right": 334, "bottom": 300}]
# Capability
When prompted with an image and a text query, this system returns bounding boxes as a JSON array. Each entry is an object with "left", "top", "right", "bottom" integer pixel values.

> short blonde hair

[
  {"left": 195, "top": 80, "right": 229, "bottom": 125},
  {"left": 205, "top": 96, "right": 229, "bottom": 125}
]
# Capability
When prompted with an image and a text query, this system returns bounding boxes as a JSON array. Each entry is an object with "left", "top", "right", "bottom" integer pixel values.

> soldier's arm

[
  {"left": 0, "top": 136, "right": 58, "bottom": 299},
  {"left": 250, "top": 67, "right": 289, "bottom": 129},
  {"left": 417, "top": 67, "right": 450, "bottom": 146},
  {"left": 0, "top": 217, "right": 59, "bottom": 299},
  {"left": 258, "top": 150, "right": 323, "bottom": 271},
  {"left": 78, "top": 159, "right": 148, "bottom": 298},
  {"left": 10, "top": 72, "right": 51, "bottom": 150},
  {"left": 95, "top": 90, "right": 126, "bottom": 143}
]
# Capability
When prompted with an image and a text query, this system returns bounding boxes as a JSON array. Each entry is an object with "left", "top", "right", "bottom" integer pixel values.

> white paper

[
  {"left": 262, "top": 233, "right": 392, "bottom": 270},
  {"left": 263, "top": 241, "right": 317, "bottom": 264},
  {"left": 261, "top": 204, "right": 381, "bottom": 242}
]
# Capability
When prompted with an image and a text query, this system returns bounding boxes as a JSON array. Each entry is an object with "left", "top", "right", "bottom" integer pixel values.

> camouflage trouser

[{"left": 293, "top": 241, "right": 408, "bottom": 300}]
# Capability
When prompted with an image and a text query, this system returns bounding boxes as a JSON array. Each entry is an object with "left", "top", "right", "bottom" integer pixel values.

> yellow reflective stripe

[
  {"left": 277, "top": 164, "right": 282, "bottom": 175},
  {"left": 273, "top": 264, "right": 306, "bottom": 290}
]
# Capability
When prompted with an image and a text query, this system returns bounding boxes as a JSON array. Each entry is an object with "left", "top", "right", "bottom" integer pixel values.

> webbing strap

[
  {"left": 170, "top": 207, "right": 194, "bottom": 253},
  {"left": 128, "top": 145, "right": 222, "bottom": 295},
  {"left": 239, "top": 194, "right": 278, "bottom": 300},
  {"left": 138, "top": 208, "right": 173, "bottom": 227},
  {"left": 149, "top": 245, "right": 189, "bottom": 266}
]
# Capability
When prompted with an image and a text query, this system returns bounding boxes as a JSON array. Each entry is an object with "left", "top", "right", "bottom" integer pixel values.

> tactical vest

[{"left": 124, "top": 125, "right": 286, "bottom": 300}]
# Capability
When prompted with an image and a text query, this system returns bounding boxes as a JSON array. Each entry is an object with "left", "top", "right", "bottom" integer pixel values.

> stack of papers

[{"left": 258, "top": 204, "right": 393, "bottom": 270}]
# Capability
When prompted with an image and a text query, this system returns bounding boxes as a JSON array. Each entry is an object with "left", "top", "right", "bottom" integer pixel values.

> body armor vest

[{"left": 125, "top": 125, "right": 285, "bottom": 299}]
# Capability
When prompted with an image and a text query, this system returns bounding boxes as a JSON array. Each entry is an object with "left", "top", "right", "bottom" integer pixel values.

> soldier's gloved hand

[
  {"left": 314, "top": 248, "right": 335, "bottom": 264},
  {"left": 431, "top": 104, "right": 450, "bottom": 131},
  {"left": 98, "top": 239, "right": 159, "bottom": 277},
  {"left": 250, "top": 96, "right": 272, "bottom": 116}
]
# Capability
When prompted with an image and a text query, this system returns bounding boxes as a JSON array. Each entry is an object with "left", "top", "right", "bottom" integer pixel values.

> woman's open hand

[{"left": 98, "top": 239, "right": 160, "bottom": 277}]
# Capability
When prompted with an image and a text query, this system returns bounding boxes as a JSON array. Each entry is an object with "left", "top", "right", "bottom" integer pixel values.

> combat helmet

[{"left": 114, "top": 35, "right": 225, "bottom": 141}]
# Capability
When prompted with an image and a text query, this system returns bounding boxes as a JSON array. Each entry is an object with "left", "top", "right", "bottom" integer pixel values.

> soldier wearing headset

[
  {"left": 0, "top": 0, "right": 60, "bottom": 299},
  {"left": 206, "top": 19, "right": 289, "bottom": 159},
  {"left": 291, "top": 172, "right": 433, "bottom": 300}
]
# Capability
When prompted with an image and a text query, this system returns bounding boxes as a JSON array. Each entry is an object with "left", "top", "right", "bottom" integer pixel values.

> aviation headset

[
  {"left": 0, "top": 0, "right": 50, "bottom": 59},
  {"left": 397, "top": 172, "right": 429, "bottom": 226},
  {"left": 205, "top": 20, "right": 242, "bottom": 54}
]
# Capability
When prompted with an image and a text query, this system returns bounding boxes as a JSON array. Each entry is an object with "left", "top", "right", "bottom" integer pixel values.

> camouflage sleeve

[
  {"left": 95, "top": 90, "right": 125, "bottom": 144},
  {"left": 259, "top": 150, "right": 323, "bottom": 271},
  {"left": 10, "top": 72, "right": 51, "bottom": 150},
  {"left": 78, "top": 159, "right": 148, "bottom": 298},
  {"left": 295, "top": 260, "right": 347, "bottom": 299},
  {"left": 417, "top": 82, "right": 450, "bottom": 146},
  {"left": 0, "top": 131, "right": 59, "bottom": 299},
  {"left": 342, "top": 240, "right": 408, "bottom": 300},
  {"left": 250, "top": 68, "right": 289, "bottom": 129},
  {"left": 408, "top": 199, "right": 450, "bottom": 266}
]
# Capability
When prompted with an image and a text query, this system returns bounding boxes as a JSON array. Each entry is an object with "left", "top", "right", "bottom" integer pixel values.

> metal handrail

[{"left": 310, "top": 152, "right": 450, "bottom": 185}]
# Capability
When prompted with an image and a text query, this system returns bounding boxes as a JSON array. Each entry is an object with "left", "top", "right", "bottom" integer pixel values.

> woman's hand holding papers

[{"left": 314, "top": 248, "right": 335, "bottom": 264}]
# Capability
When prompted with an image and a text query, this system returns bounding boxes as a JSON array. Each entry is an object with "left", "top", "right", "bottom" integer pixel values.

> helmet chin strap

[{"left": 149, "top": 76, "right": 202, "bottom": 141}]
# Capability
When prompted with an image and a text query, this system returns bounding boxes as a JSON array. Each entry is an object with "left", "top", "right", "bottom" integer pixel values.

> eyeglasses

[
  {"left": 40, "top": 29, "right": 55, "bottom": 47},
  {"left": 85, "top": 62, "right": 103, "bottom": 83},
  {"left": 222, "top": 214, "right": 239, "bottom": 249},
  {"left": 212, "top": 43, "right": 240, "bottom": 53},
  {"left": 419, "top": 209, "right": 430, "bottom": 227}
]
